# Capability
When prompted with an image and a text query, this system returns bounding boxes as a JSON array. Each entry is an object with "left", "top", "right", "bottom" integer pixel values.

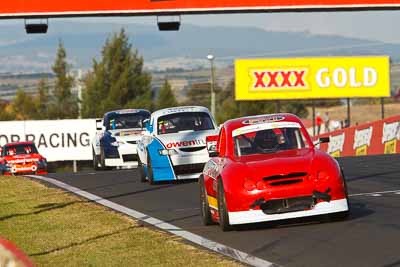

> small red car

[
  {"left": 0, "top": 142, "right": 48, "bottom": 175},
  {"left": 200, "top": 114, "right": 349, "bottom": 231}
]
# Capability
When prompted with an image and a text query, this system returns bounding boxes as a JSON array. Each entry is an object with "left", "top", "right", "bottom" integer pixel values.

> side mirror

[
  {"left": 96, "top": 119, "right": 103, "bottom": 131},
  {"left": 143, "top": 119, "right": 152, "bottom": 133},
  {"left": 319, "top": 137, "right": 330, "bottom": 143},
  {"left": 206, "top": 135, "right": 219, "bottom": 157}
]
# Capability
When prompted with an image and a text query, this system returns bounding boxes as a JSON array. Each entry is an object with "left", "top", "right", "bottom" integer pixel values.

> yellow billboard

[{"left": 235, "top": 56, "right": 390, "bottom": 100}]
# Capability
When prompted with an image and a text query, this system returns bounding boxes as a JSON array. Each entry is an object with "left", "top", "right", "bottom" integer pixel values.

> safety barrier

[{"left": 314, "top": 115, "right": 400, "bottom": 157}]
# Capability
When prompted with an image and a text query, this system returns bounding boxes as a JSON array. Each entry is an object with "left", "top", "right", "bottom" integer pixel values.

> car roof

[
  {"left": 4, "top": 141, "right": 35, "bottom": 147},
  {"left": 223, "top": 113, "right": 304, "bottom": 133},
  {"left": 151, "top": 106, "right": 211, "bottom": 120},
  {"left": 105, "top": 109, "right": 150, "bottom": 117}
]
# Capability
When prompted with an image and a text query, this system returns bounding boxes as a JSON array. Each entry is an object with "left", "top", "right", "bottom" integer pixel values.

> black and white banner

[{"left": 0, "top": 119, "right": 96, "bottom": 161}]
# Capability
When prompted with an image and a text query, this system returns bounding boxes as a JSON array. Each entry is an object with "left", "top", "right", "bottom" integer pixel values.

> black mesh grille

[
  {"left": 127, "top": 141, "right": 138, "bottom": 145},
  {"left": 260, "top": 196, "right": 314, "bottom": 214},
  {"left": 263, "top": 172, "right": 307, "bottom": 181},
  {"left": 173, "top": 163, "right": 205, "bottom": 175},
  {"left": 122, "top": 154, "right": 138, "bottom": 162}
]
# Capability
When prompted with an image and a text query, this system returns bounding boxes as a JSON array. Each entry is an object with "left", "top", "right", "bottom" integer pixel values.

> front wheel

[
  {"left": 147, "top": 153, "right": 156, "bottom": 185},
  {"left": 199, "top": 176, "right": 214, "bottom": 226},
  {"left": 217, "top": 179, "right": 233, "bottom": 231},
  {"left": 325, "top": 168, "right": 350, "bottom": 222},
  {"left": 93, "top": 149, "right": 100, "bottom": 171},
  {"left": 100, "top": 148, "right": 112, "bottom": 171},
  {"left": 138, "top": 157, "right": 147, "bottom": 183}
]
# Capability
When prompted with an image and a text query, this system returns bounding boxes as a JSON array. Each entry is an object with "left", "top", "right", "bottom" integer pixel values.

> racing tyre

[
  {"left": 325, "top": 168, "right": 350, "bottom": 222},
  {"left": 100, "top": 148, "right": 112, "bottom": 171},
  {"left": 199, "top": 175, "right": 214, "bottom": 226},
  {"left": 92, "top": 149, "right": 100, "bottom": 171},
  {"left": 217, "top": 179, "right": 233, "bottom": 232},
  {"left": 331, "top": 168, "right": 350, "bottom": 220},
  {"left": 138, "top": 157, "right": 147, "bottom": 183},
  {"left": 147, "top": 153, "right": 156, "bottom": 185}
]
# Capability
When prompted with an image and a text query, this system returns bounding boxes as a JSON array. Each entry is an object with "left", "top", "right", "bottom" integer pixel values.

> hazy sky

[{"left": 1, "top": 10, "right": 400, "bottom": 43}]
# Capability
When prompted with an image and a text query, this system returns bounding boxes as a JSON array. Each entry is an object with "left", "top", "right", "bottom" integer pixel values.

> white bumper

[
  {"left": 105, "top": 143, "right": 138, "bottom": 167},
  {"left": 170, "top": 149, "right": 209, "bottom": 180},
  {"left": 228, "top": 199, "right": 349, "bottom": 225},
  {"left": 170, "top": 150, "right": 209, "bottom": 165}
]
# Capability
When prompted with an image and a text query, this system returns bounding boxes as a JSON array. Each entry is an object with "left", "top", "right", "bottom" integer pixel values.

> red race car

[
  {"left": 0, "top": 142, "right": 48, "bottom": 175},
  {"left": 200, "top": 114, "right": 349, "bottom": 231}
]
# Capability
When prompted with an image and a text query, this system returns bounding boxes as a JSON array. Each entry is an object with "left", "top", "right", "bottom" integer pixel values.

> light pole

[{"left": 207, "top": 54, "right": 216, "bottom": 118}]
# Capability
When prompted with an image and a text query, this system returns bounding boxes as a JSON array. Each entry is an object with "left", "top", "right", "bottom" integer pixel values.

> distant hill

[{"left": 0, "top": 21, "right": 399, "bottom": 72}]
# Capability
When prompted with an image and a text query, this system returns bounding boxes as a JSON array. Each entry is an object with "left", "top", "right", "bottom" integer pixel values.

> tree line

[{"left": 0, "top": 28, "right": 309, "bottom": 123}]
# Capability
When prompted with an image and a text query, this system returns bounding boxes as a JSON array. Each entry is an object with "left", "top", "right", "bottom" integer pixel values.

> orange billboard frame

[{"left": 1, "top": 0, "right": 400, "bottom": 18}]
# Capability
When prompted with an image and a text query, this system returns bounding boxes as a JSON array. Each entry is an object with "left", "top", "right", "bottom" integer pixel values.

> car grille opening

[
  {"left": 270, "top": 179, "right": 303, "bottom": 186},
  {"left": 260, "top": 196, "right": 314, "bottom": 214},
  {"left": 179, "top": 146, "right": 206, "bottom": 152},
  {"left": 173, "top": 163, "right": 205, "bottom": 175},
  {"left": 263, "top": 172, "right": 307, "bottom": 186},
  {"left": 127, "top": 141, "right": 138, "bottom": 145},
  {"left": 122, "top": 154, "right": 138, "bottom": 162}
]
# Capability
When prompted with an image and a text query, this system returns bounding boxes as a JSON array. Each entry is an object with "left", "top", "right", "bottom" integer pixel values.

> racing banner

[
  {"left": 235, "top": 56, "right": 390, "bottom": 101},
  {"left": 2, "top": 0, "right": 400, "bottom": 18},
  {"left": 0, "top": 119, "right": 96, "bottom": 162},
  {"left": 315, "top": 115, "right": 400, "bottom": 157}
]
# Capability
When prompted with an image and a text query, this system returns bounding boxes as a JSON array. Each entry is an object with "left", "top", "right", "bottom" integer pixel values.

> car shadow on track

[{"left": 234, "top": 199, "right": 374, "bottom": 232}]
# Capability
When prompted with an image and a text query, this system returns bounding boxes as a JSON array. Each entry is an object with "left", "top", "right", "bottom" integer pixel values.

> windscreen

[
  {"left": 157, "top": 112, "right": 215, "bottom": 135},
  {"left": 107, "top": 113, "right": 149, "bottom": 130},
  {"left": 234, "top": 127, "right": 308, "bottom": 156},
  {"left": 3, "top": 144, "right": 38, "bottom": 156}
]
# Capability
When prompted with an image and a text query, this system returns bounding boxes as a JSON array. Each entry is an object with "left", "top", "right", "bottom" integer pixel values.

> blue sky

[{"left": 1, "top": 10, "right": 399, "bottom": 43}]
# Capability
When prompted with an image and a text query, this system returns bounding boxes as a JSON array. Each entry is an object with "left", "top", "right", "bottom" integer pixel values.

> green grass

[{"left": 0, "top": 175, "right": 242, "bottom": 267}]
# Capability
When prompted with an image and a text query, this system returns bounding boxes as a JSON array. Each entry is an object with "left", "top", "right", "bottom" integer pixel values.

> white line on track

[
  {"left": 27, "top": 175, "right": 277, "bottom": 267},
  {"left": 349, "top": 189, "right": 400, "bottom": 197}
]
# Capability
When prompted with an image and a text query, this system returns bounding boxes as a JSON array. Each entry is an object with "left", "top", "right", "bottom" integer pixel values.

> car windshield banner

[
  {"left": 0, "top": 119, "right": 97, "bottom": 162},
  {"left": 2, "top": 0, "right": 400, "bottom": 17},
  {"left": 235, "top": 56, "right": 390, "bottom": 101}
]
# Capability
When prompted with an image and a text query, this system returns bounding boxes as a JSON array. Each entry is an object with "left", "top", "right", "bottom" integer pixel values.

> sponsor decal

[
  {"left": 327, "top": 133, "right": 345, "bottom": 157},
  {"left": 382, "top": 121, "right": 400, "bottom": 154},
  {"left": 161, "top": 107, "right": 201, "bottom": 115},
  {"left": 203, "top": 160, "right": 219, "bottom": 179},
  {"left": 353, "top": 126, "right": 373, "bottom": 156},
  {"left": 315, "top": 67, "right": 377, "bottom": 88},
  {"left": 115, "top": 130, "right": 142, "bottom": 137},
  {"left": 6, "top": 158, "right": 40, "bottom": 164},
  {"left": 165, "top": 139, "right": 206, "bottom": 149},
  {"left": 242, "top": 115, "right": 285, "bottom": 125},
  {"left": 235, "top": 57, "right": 390, "bottom": 101},
  {"left": 251, "top": 69, "right": 308, "bottom": 90},
  {"left": 233, "top": 121, "right": 300, "bottom": 137},
  {"left": 11, "top": 164, "right": 37, "bottom": 173},
  {"left": 115, "top": 109, "right": 140, "bottom": 114}
]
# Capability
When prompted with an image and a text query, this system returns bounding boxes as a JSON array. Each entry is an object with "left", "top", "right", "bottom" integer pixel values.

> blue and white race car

[
  {"left": 92, "top": 109, "right": 151, "bottom": 169},
  {"left": 137, "top": 106, "right": 218, "bottom": 184}
]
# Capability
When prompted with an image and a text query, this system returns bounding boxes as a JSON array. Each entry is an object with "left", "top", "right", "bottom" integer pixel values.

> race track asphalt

[{"left": 42, "top": 154, "right": 400, "bottom": 267}]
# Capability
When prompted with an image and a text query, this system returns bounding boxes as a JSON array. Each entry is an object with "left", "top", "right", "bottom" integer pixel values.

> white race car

[
  {"left": 137, "top": 106, "right": 218, "bottom": 184},
  {"left": 92, "top": 109, "right": 151, "bottom": 169}
]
